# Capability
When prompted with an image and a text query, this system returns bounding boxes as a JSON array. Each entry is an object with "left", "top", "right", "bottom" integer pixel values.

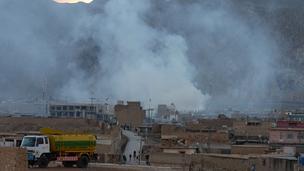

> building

[
  {"left": 269, "top": 120, "right": 304, "bottom": 153},
  {"left": 49, "top": 102, "right": 115, "bottom": 123},
  {"left": 186, "top": 117, "right": 233, "bottom": 130},
  {"left": 232, "top": 120, "right": 271, "bottom": 144},
  {"left": 157, "top": 104, "right": 178, "bottom": 122},
  {"left": 114, "top": 101, "right": 145, "bottom": 128},
  {"left": 160, "top": 124, "right": 230, "bottom": 153},
  {"left": 0, "top": 133, "right": 23, "bottom": 147},
  {"left": 287, "top": 112, "right": 304, "bottom": 121}
]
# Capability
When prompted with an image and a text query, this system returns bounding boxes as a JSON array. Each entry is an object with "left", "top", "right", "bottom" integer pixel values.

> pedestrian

[
  {"left": 123, "top": 155, "right": 127, "bottom": 163},
  {"left": 133, "top": 150, "right": 136, "bottom": 158},
  {"left": 145, "top": 155, "right": 150, "bottom": 165},
  {"left": 129, "top": 154, "right": 132, "bottom": 161}
]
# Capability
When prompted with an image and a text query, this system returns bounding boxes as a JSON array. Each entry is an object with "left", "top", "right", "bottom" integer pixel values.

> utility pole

[
  {"left": 89, "top": 97, "right": 96, "bottom": 119},
  {"left": 42, "top": 77, "right": 48, "bottom": 117},
  {"left": 207, "top": 127, "right": 211, "bottom": 153},
  {"left": 139, "top": 137, "right": 142, "bottom": 165}
]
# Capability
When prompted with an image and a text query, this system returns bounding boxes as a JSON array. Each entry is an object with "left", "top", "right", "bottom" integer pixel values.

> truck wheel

[
  {"left": 38, "top": 155, "right": 49, "bottom": 168},
  {"left": 77, "top": 155, "right": 89, "bottom": 168},
  {"left": 63, "top": 161, "right": 75, "bottom": 168}
]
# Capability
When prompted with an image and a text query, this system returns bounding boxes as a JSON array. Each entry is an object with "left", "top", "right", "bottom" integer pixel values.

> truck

[{"left": 20, "top": 128, "right": 97, "bottom": 168}]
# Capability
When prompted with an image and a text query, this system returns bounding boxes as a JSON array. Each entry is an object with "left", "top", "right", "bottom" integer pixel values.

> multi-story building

[
  {"left": 269, "top": 120, "right": 304, "bottom": 153},
  {"left": 49, "top": 103, "right": 115, "bottom": 123},
  {"left": 114, "top": 101, "right": 145, "bottom": 128},
  {"left": 232, "top": 120, "right": 271, "bottom": 144}
]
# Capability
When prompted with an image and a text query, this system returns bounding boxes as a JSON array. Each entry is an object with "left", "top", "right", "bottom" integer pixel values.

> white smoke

[
  {"left": 58, "top": 0, "right": 209, "bottom": 110},
  {"left": 0, "top": 0, "right": 286, "bottom": 113}
]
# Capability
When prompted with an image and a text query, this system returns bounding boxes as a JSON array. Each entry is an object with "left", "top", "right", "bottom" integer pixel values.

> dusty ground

[
  {"left": 28, "top": 163, "right": 181, "bottom": 171},
  {"left": 30, "top": 168, "right": 110, "bottom": 171}
]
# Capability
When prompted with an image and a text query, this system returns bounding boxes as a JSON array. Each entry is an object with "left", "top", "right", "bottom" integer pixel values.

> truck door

[{"left": 36, "top": 137, "right": 50, "bottom": 158}]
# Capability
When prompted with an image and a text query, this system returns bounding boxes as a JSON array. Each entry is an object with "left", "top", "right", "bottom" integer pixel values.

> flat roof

[
  {"left": 161, "top": 146, "right": 198, "bottom": 149},
  {"left": 270, "top": 128, "right": 304, "bottom": 131},
  {"left": 232, "top": 145, "right": 269, "bottom": 148}
]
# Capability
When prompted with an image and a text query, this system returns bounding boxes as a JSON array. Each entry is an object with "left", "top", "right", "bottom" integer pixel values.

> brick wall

[
  {"left": 161, "top": 124, "right": 229, "bottom": 146},
  {"left": 231, "top": 145, "right": 268, "bottom": 155},
  {"left": 233, "top": 120, "right": 271, "bottom": 137},
  {"left": 114, "top": 102, "right": 145, "bottom": 128}
]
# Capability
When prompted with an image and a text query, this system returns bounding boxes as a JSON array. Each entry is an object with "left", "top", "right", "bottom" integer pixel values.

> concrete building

[
  {"left": 0, "top": 133, "right": 22, "bottom": 147},
  {"left": 49, "top": 102, "right": 115, "bottom": 123},
  {"left": 269, "top": 120, "right": 304, "bottom": 153},
  {"left": 287, "top": 112, "right": 304, "bottom": 121},
  {"left": 114, "top": 101, "right": 145, "bottom": 128}
]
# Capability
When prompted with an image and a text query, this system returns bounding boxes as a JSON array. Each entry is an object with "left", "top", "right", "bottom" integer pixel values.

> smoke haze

[{"left": 0, "top": 0, "right": 301, "bottom": 111}]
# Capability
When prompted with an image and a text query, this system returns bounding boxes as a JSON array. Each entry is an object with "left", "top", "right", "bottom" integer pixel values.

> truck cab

[{"left": 21, "top": 135, "right": 50, "bottom": 167}]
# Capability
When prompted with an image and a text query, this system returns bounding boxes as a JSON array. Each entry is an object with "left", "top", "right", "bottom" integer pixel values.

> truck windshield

[{"left": 21, "top": 137, "right": 36, "bottom": 147}]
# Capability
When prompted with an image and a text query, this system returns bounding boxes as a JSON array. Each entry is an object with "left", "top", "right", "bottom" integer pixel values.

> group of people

[
  {"left": 122, "top": 150, "right": 150, "bottom": 165},
  {"left": 123, "top": 150, "right": 139, "bottom": 163}
]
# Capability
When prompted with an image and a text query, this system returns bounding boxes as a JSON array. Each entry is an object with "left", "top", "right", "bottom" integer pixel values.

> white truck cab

[{"left": 21, "top": 135, "right": 50, "bottom": 167}]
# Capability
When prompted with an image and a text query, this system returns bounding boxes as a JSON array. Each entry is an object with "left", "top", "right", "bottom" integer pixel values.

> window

[
  {"left": 44, "top": 137, "right": 48, "bottom": 144},
  {"left": 298, "top": 132, "right": 304, "bottom": 139},
  {"left": 57, "top": 112, "right": 62, "bottom": 116},
  {"left": 280, "top": 132, "right": 283, "bottom": 139},
  {"left": 287, "top": 133, "right": 294, "bottom": 139},
  {"left": 262, "top": 159, "right": 266, "bottom": 166},
  {"left": 76, "top": 112, "right": 81, "bottom": 117},
  {"left": 21, "top": 137, "right": 36, "bottom": 147},
  {"left": 289, "top": 123, "right": 297, "bottom": 127},
  {"left": 36, "top": 138, "right": 44, "bottom": 146}
]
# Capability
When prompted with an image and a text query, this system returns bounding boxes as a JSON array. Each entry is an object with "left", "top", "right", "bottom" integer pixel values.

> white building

[{"left": 157, "top": 103, "right": 178, "bottom": 122}]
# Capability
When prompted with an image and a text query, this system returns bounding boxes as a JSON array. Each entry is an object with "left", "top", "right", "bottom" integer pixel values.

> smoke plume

[{"left": 1, "top": 0, "right": 297, "bottom": 112}]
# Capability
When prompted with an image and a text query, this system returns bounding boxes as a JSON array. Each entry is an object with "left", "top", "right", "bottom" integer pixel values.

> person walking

[
  {"left": 133, "top": 150, "right": 136, "bottom": 159},
  {"left": 123, "top": 155, "right": 127, "bottom": 164}
]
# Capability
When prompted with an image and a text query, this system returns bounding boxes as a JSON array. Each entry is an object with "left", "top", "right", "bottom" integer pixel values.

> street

[{"left": 122, "top": 130, "right": 144, "bottom": 165}]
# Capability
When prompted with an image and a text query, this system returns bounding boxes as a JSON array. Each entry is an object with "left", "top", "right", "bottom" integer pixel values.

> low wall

[
  {"left": 150, "top": 152, "right": 298, "bottom": 171},
  {"left": 0, "top": 147, "right": 27, "bottom": 171},
  {"left": 231, "top": 145, "right": 268, "bottom": 155},
  {"left": 89, "top": 163, "right": 182, "bottom": 171}
]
